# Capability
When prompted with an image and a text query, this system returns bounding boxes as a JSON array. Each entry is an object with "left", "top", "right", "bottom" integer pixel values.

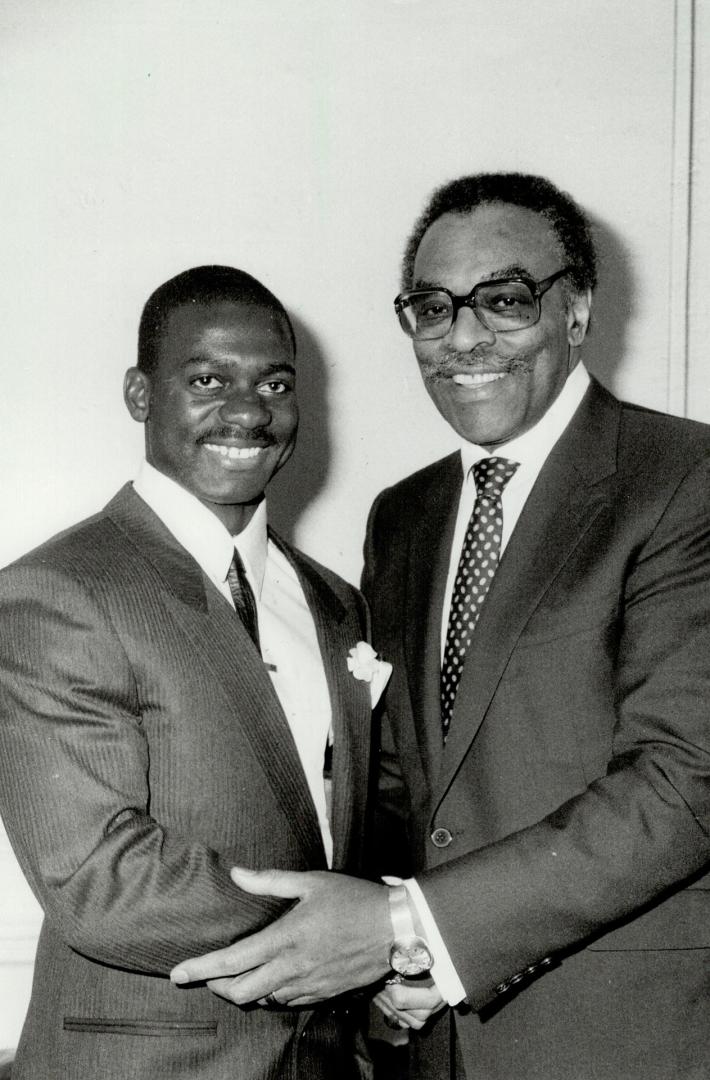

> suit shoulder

[
  {"left": 371, "top": 453, "right": 460, "bottom": 515},
  {"left": 616, "top": 398, "right": 710, "bottom": 474},
  {"left": 619, "top": 397, "right": 710, "bottom": 442},
  {"left": 0, "top": 507, "right": 131, "bottom": 599}
]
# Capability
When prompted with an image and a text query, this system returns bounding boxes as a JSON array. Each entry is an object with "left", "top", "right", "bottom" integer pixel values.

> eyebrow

[
  {"left": 180, "top": 356, "right": 296, "bottom": 377},
  {"left": 413, "top": 264, "right": 533, "bottom": 290},
  {"left": 261, "top": 362, "right": 296, "bottom": 377}
]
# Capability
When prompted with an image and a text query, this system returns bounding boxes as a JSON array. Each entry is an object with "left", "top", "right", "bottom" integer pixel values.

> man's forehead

[
  {"left": 165, "top": 297, "right": 288, "bottom": 331},
  {"left": 155, "top": 299, "right": 294, "bottom": 371},
  {"left": 162, "top": 299, "right": 291, "bottom": 347},
  {"left": 414, "top": 203, "right": 562, "bottom": 281}
]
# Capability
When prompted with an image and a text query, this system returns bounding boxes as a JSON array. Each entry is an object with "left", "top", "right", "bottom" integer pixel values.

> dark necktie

[
  {"left": 440, "top": 456, "right": 520, "bottom": 740},
  {"left": 227, "top": 549, "right": 260, "bottom": 652}
]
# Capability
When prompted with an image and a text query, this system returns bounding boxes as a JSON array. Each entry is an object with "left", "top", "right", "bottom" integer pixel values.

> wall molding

[{"left": 667, "top": 0, "right": 694, "bottom": 415}]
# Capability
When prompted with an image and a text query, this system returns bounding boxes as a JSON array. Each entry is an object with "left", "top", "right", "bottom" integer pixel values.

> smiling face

[
  {"left": 411, "top": 203, "right": 591, "bottom": 448},
  {"left": 124, "top": 299, "right": 298, "bottom": 533}
]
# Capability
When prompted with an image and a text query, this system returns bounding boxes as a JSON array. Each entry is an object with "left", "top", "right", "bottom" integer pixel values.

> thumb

[{"left": 230, "top": 865, "right": 315, "bottom": 899}]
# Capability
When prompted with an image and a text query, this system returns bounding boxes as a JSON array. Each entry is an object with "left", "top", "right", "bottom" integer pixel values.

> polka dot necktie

[{"left": 440, "top": 456, "right": 520, "bottom": 740}]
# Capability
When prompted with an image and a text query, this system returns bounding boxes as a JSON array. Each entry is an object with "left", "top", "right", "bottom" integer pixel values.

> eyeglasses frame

[{"left": 394, "top": 266, "right": 572, "bottom": 338}]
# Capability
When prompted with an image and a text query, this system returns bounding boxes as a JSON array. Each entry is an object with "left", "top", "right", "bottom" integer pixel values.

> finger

[
  {"left": 373, "top": 995, "right": 409, "bottom": 1029},
  {"left": 242, "top": 969, "right": 331, "bottom": 1008},
  {"left": 203, "top": 976, "right": 242, "bottom": 1003},
  {"left": 407, "top": 1008, "right": 439, "bottom": 1022},
  {"left": 170, "top": 930, "right": 279, "bottom": 985},
  {"left": 373, "top": 992, "right": 416, "bottom": 1025},
  {"left": 278, "top": 993, "right": 321, "bottom": 1007},
  {"left": 387, "top": 984, "right": 443, "bottom": 1012},
  {"left": 401, "top": 1015, "right": 426, "bottom": 1030},
  {"left": 386, "top": 1006, "right": 430, "bottom": 1030},
  {"left": 375, "top": 999, "right": 423, "bottom": 1030},
  {"left": 257, "top": 992, "right": 284, "bottom": 1009},
  {"left": 230, "top": 866, "right": 319, "bottom": 899},
  {"left": 395, "top": 1013, "right": 426, "bottom": 1030},
  {"left": 373, "top": 991, "right": 392, "bottom": 1013},
  {"left": 204, "top": 961, "right": 295, "bottom": 1006},
  {"left": 203, "top": 976, "right": 293, "bottom": 1011},
  {"left": 377, "top": 985, "right": 417, "bottom": 1008}
]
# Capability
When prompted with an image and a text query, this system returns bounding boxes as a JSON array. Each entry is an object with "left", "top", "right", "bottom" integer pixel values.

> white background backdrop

[{"left": 1, "top": 0, "right": 708, "bottom": 1049}]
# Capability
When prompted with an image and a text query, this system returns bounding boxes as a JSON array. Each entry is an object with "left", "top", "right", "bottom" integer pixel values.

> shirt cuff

[{"left": 402, "top": 877, "right": 467, "bottom": 1006}]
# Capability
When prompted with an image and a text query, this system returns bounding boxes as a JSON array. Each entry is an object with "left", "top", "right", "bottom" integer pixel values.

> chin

[{"left": 219, "top": 484, "right": 267, "bottom": 506}]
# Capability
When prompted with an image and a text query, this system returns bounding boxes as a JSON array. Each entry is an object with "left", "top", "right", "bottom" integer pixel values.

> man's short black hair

[
  {"left": 401, "top": 172, "right": 598, "bottom": 296},
  {"left": 137, "top": 265, "right": 295, "bottom": 375}
]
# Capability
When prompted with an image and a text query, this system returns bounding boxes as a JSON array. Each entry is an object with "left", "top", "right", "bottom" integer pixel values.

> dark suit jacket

[
  {"left": 0, "top": 484, "right": 374, "bottom": 1080},
  {"left": 363, "top": 380, "right": 710, "bottom": 1080}
]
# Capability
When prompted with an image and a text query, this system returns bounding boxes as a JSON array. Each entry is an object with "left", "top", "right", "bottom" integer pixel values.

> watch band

[
  {"left": 388, "top": 884, "right": 417, "bottom": 941},
  {"left": 387, "top": 884, "right": 434, "bottom": 976}
]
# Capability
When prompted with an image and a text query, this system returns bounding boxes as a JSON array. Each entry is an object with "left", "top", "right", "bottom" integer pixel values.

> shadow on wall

[
  {"left": 267, "top": 314, "right": 332, "bottom": 543},
  {"left": 583, "top": 215, "right": 637, "bottom": 393}
]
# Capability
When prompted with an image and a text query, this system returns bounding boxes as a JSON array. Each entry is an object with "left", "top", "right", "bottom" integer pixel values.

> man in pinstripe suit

[{"left": 0, "top": 266, "right": 374, "bottom": 1080}]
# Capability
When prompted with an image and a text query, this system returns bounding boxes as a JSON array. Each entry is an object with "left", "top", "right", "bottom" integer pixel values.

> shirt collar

[
  {"left": 458, "top": 362, "right": 591, "bottom": 478},
  {"left": 132, "top": 461, "right": 269, "bottom": 597}
]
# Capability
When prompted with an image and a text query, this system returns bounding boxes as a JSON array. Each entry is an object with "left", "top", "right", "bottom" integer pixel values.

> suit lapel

[
  {"left": 404, "top": 455, "right": 462, "bottom": 787},
  {"left": 273, "top": 536, "right": 372, "bottom": 872},
  {"left": 105, "top": 486, "right": 327, "bottom": 868},
  {"left": 437, "top": 381, "right": 621, "bottom": 800}
]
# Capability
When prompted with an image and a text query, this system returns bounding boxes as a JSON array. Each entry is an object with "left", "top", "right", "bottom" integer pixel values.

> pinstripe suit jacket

[{"left": 0, "top": 484, "right": 373, "bottom": 1080}]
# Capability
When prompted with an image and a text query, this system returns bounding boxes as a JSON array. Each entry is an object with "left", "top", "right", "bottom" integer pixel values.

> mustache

[
  {"left": 419, "top": 346, "right": 537, "bottom": 379},
  {"left": 197, "top": 426, "right": 277, "bottom": 445}
]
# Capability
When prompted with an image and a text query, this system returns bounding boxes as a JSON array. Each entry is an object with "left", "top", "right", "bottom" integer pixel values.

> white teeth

[
  {"left": 205, "top": 443, "right": 263, "bottom": 460},
  {"left": 452, "top": 372, "right": 506, "bottom": 386}
]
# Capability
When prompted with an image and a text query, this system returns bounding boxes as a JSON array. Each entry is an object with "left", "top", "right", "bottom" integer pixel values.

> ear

[
  {"left": 566, "top": 289, "right": 592, "bottom": 347},
  {"left": 124, "top": 367, "right": 151, "bottom": 422}
]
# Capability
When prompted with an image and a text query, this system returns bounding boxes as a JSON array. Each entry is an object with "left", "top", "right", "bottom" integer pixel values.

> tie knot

[{"left": 472, "top": 456, "right": 520, "bottom": 498}]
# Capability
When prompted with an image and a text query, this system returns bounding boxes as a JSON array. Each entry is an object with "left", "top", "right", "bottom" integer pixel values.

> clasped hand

[
  {"left": 374, "top": 978, "right": 446, "bottom": 1030},
  {"left": 171, "top": 866, "right": 393, "bottom": 1007}
]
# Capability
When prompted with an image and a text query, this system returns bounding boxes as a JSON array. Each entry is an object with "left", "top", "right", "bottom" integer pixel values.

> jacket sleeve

[
  {"left": 416, "top": 454, "right": 710, "bottom": 1008},
  {"left": 0, "top": 562, "right": 291, "bottom": 975}
]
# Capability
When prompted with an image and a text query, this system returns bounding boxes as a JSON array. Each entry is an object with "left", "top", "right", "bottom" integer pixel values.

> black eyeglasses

[{"left": 394, "top": 267, "right": 571, "bottom": 340}]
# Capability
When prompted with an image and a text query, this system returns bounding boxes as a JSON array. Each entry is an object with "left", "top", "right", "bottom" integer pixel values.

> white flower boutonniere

[{"left": 347, "top": 642, "right": 392, "bottom": 708}]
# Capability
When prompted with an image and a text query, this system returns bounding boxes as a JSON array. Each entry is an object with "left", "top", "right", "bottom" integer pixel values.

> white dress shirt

[
  {"left": 408, "top": 363, "right": 591, "bottom": 1004},
  {"left": 133, "top": 461, "right": 334, "bottom": 866}
]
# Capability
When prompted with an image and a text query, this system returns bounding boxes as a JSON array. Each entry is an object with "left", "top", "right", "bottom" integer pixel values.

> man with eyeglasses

[{"left": 171, "top": 175, "right": 710, "bottom": 1080}]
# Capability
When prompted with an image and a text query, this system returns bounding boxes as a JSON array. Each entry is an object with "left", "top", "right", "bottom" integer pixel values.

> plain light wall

[
  {"left": 0, "top": 0, "right": 686, "bottom": 579},
  {"left": 0, "top": 0, "right": 700, "bottom": 1049}
]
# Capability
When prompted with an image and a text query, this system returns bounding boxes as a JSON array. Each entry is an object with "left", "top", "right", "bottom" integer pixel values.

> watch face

[{"left": 390, "top": 938, "right": 433, "bottom": 976}]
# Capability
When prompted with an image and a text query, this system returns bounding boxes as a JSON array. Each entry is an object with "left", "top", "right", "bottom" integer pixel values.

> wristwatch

[{"left": 387, "top": 884, "right": 434, "bottom": 977}]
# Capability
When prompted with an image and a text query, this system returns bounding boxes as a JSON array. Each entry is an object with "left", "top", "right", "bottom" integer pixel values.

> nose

[
  {"left": 448, "top": 305, "right": 496, "bottom": 351},
  {"left": 219, "top": 386, "right": 271, "bottom": 430}
]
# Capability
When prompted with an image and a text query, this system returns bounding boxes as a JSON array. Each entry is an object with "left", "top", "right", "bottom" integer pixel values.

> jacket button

[{"left": 431, "top": 827, "right": 452, "bottom": 848}]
